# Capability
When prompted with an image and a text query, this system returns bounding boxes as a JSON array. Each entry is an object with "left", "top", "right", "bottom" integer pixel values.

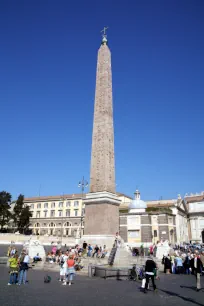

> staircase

[{"left": 108, "top": 247, "right": 117, "bottom": 266}]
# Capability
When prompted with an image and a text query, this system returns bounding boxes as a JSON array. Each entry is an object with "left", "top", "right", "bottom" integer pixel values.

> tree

[
  {"left": 13, "top": 194, "right": 32, "bottom": 233},
  {"left": 13, "top": 194, "right": 24, "bottom": 228},
  {"left": 0, "top": 191, "right": 12, "bottom": 230}
]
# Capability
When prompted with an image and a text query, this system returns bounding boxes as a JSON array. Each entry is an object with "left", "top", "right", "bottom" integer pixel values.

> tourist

[
  {"left": 170, "top": 254, "right": 176, "bottom": 274},
  {"left": 10, "top": 247, "right": 17, "bottom": 256},
  {"left": 33, "top": 253, "right": 42, "bottom": 263},
  {"left": 149, "top": 245, "right": 154, "bottom": 255},
  {"left": 59, "top": 252, "right": 66, "bottom": 282},
  {"left": 175, "top": 254, "right": 183, "bottom": 274},
  {"left": 7, "top": 245, "right": 12, "bottom": 257},
  {"left": 190, "top": 253, "right": 195, "bottom": 274},
  {"left": 114, "top": 232, "right": 121, "bottom": 248},
  {"left": 193, "top": 251, "right": 203, "bottom": 292},
  {"left": 64, "top": 254, "right": 75, "bottom": 286},
  {"left": 92, "top": 245, "right": 99, "bottom": 257},
  {"left": 129, "top": 264, "right": 137, "bottom": 281},
  {"left": 164, "top": 254, "right": 171, "bottom": 274},
  {"left": 18, "top": 251, "right": 29, "bottom": 285},
  {"left": 87, "top": 244, "right": 93, "bottom": 257},
  {"left": 144, "top": 255, "right": 157, "bottom": 293},
  {"left": 101, "top": 245, "right": 107, "bottom": 258},
  {"left": 83, "top": 241, "right": 87, "bottom": 250},
  {"left": 52, "top": 245, "right": 57, "bottom": 255},
  {"left": 200, "top": 251, "right": 204, "bottom": 274},
  {"left": 8, "top": 254, "right": 19, "bottom": 285},
  {"left": 183, "top": 253, "right": 191, "bottom": 274},
  {"left": 140, "top": 244, "right": 144, "bottom": 256},
  {"left": 61, "top": 251, "right": 69, "bottom": 285}
]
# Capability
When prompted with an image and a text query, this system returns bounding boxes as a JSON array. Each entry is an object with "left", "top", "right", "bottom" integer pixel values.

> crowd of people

[
  {"left": 6, "top": 239, "right": 204, "bottom": 292},
  {"left": 7, "top": 246, "right": 30, "bottom": 285},
  {"left": 161, "top": 250, "right": 204, "bottom": 291}
]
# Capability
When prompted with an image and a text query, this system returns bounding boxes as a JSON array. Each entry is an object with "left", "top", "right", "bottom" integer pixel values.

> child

[{"left": 8, "top": 254, "right": 19, "bottom": 285}]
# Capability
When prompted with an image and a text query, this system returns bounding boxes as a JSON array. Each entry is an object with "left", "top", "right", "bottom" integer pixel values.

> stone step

[{"left": 0, "top": 257, "right": 8, "bottom": 264}]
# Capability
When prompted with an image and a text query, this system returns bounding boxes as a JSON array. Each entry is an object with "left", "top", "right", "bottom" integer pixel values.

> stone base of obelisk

[{"left": 81, "top": 192, "right": 121, "bottom": 249}]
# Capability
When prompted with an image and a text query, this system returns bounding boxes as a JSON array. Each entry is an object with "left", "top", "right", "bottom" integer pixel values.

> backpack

[
  {"left": 44, "top": 275, "right": 51, "bottom": 283},
  {"left": 59, "top": 256, "right": 65, "bottom": 267}
]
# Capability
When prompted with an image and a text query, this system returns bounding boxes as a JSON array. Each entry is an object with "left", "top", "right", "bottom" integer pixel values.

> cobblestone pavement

[{"left": 0, "top": 266, "right": 204, "bottom": 306}]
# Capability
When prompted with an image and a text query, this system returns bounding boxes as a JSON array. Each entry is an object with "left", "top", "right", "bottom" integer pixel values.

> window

[
  {"left": 74, "top": 201, "right": 79, "bottom": 207},
  {"left": 154, "top": 230, "right": 158, "bottom": 238},
  {"left": 58, "top": 211, "right": 63, "bottom": 217},
  {"left": 128, "top": 230, "right": 140, "bottom": 238},
  {"left": 74, "top": 210, "right": 78, "bottom": 217},
  {"left": 199, "top": 219, "right": 204, "bottom": 227},
  {"left": 66, "top": 201, "right": 71, "bottom": 207},
  {"left": 37, "top": 203, "right": 41, "bottom": 209},
  {"left": 35, "top": 223, "right": 40, "bottom": 227},
  {"left": 64, "top": 222, "right": 71, "bottom": 227},
  {"left": 50, "top": 210, "right": 55, "bottom": 217},
  {"left": 36, "top": 211, "right": 40, "bottom": 218},
  {"left": 49, "top": 222, "right": 56, "bottom": 227},
  {"left": 152, "top": 216, "right": 158, "bottom": 225},
  {"left": 66, "top": 210, "right": 70, "bottom": 217},
  {"left": 43, "top": 223, "right": 47, "bottom": 227},
  {"left": 51, "top": 202, "right": 55, "bottom": 208},
  {"left": 44, "top": 203, "right": 48, "bottom": 209},
  {"left": 44, "top": 211, "right": 48, "bottom": 218},
  {"left": 82, "top": 208, "right": 85, "bottom": 216},
  {"left": 59, "top": 202, "right": 63, "bottom": 208},
  {"left": 168, "top": 217, "right": 173, "bottom": 225},
  {"left": 30, "top": 204, "right": 34, "bottom": 209}
]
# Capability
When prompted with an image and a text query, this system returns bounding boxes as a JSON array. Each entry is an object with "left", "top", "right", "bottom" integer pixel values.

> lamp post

[{"left": 78, "top": 176, "right": 88, "bottom": 238}]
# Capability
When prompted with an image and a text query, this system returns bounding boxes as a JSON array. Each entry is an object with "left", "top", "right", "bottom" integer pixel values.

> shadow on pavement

[{"left": 159, "top": 289, "right": 204, "bottom": 306}]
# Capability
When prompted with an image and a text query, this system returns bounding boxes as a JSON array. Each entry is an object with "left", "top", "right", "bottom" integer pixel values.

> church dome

[{"left": 129, "top": 190, "right": 147, "bottom": 211}]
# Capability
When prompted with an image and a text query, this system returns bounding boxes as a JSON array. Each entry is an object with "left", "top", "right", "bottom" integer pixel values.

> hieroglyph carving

[{"left": 90, "top": 44, "right": 115, "bottom": 194}]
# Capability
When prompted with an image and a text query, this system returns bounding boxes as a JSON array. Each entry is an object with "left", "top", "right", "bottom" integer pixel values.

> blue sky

[{"left": 0, "top": 0, "right": 203, "bottom": 200}]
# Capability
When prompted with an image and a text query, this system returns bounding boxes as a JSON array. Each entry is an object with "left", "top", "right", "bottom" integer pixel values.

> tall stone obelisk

[{"left": 82, "top": 29, "right": 121, "bottom": 247}]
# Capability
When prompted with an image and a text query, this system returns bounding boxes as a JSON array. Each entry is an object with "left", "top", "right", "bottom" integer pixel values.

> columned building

[
  {"left": 10, "top": 191, "right": 204, "bottom": 244},
  {"left": 184, "top": 192, "right": 204, "bottom": 243},
  {"left": 11, "top": 193, "right": 130, "bottom": 238}
]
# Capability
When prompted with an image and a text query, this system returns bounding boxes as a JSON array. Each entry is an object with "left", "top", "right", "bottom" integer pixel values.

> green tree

[
  {"left": 14, "top": 194, "right": 32, "bottom": 233},
  {"left": 13, "top": 194, "right": 24, "bottom": 228},
  {"left": 0, "top": 191, "right": 12, "bottom": 230}
]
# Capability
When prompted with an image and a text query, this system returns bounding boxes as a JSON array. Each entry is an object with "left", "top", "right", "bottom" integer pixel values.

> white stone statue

[
  {"left": 23, "top": 239, "right": 46, "bottom": 259},
  {"left": 156, "top": 239, "right": 171, "bottom": 259}
]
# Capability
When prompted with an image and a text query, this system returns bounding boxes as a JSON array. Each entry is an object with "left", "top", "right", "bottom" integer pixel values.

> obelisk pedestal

[
  {"left": 81, "top": 31, "right": 121, "bottom": 249},
  {"left": 83, "top": 192, "right": 121, "bottom": 248}
]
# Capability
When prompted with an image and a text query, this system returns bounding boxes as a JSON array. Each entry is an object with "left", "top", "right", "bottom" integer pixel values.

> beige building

[
  {"left": 184, "top": 192, "right": 204, "bottom": 243},
  {"left": 10, "top": 190, "right": 204, "bottom": 245},
  {"left": 13, "top": 193, "right": 131, "bottom": 239}
]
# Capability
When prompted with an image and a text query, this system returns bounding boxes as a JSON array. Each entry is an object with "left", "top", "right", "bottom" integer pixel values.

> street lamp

[{"left": 78, "top": 176, "right": 88, "bottom": 238}]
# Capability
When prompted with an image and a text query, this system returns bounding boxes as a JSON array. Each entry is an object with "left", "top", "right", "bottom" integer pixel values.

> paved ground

[{"left": 0, "top": 265, "right": 203, "bottom": 306}]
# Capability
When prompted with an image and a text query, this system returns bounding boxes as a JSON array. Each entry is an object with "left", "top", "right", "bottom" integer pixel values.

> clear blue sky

[{"left": 0, "top": 0, "right": 203, "bottom": 201}]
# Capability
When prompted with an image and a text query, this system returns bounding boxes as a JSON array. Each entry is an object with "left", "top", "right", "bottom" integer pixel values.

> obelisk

[{"left": 82, "top": 29, "right": 121, "bottom": 248}]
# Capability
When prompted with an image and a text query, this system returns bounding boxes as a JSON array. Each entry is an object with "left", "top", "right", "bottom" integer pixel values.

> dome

[{"left": 129, "top": 190, "right": 147, "bottom": 211}]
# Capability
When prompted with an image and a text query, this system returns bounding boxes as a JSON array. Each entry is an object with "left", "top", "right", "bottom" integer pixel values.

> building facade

[
  {"left": 10, "top": 191, "right": 204, "bottom": 244},
  {"left": 11, "top": 193, "right": 131, "bottom": 239},
  {"left": 184, "top": 192, "right": 204, "bottom": 243}
]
